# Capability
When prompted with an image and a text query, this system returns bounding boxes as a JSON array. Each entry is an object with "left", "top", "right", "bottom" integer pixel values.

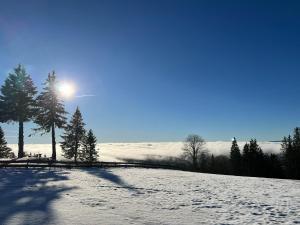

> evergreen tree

[
  {"left": 80, "top": 129, "right": 98, "bottom": 162},
  {"left": 242, "top": 143, "right": 250, "bottom": 175},
  {"left": 0, "top": 100, "right": 6, "bottom": 122},
  {"left": 292, "top": 127, "right": 300, "bottom": 179},
  {"left": 282, "top": 128, "right": 300, "bottom": 179},
  {"left": 33, "top": 72, "right": 67, "bottom": 160},
  {"left": 0, "top": 126, "right": 13, "bottom": 158},
  {"left": 242, "top": 139, "right": 265, "bottom": 177},
  {"left": 281, "top": 135, "right": 294, "bottom": 178},
  {"left": 230, "top": 137, "right": 241, "bottom": 175},
  {"left": 0, "top": 65, "right": 37, "bottom": 158},
  {"left": 60, "top": 107, "right": 85, "bottom": 162}
]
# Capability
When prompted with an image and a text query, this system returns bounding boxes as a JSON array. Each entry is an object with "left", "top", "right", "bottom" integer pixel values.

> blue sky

[{"left": 0, "top": 0, "right": 300, "bottom": 143}]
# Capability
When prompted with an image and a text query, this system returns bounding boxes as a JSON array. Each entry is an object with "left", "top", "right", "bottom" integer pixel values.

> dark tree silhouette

[
  {"left": 182, "top": 134, "right": 205, "bottom": 170},
  {"left": 33, "top": 72, "right": 67, "bottom": 160},
  {"left": 230, "top": 137, "right": 242, "bottom": 175},
  {"left": 0, "top": 65, "right": 37, "bottom": 158},
  {"left": 281, "top": 135, "right": 294, "bottom": 177},
  {"left": 242, "top": 142, "right": 250, "bottom": 175},
  {"left": 80, "top": 129, "right": 98, "bottom": 162},
  {"left": 292, "top": 127, "right": 300, "bottom": 179},
  {"left": 282, "top": 128, "right": 300, "bottom": 179},
  {"left": 0, "top": 126, "right": 14, "bottom": 158},
  {"left": 264, "top": 153, "right": 284, "bottom": 178},
  {"left": 0, "top": 100, "right": 6, "bottom": 123},
  {"left": 199, "top": 151, "right": 209, "bottom": 172},
  {"left": 209, "top": 154, "right": 216, "bottom": 173},
  {"left": 61, "top": 107, "right": 85, "bottom": 163},
  {"left": 242, "top": 139, "right": 265, "bottom": 177},
  {"left": 212, "top": 155, "right": 231, "bottom": 175}
]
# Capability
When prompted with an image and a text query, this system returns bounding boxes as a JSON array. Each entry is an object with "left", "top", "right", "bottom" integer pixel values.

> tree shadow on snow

[
  {"left": 0, "top": 168, "right": 75, "bottom": 225},
  {"left": 85, "top": 168, "right": 141, "bottom": 194}
]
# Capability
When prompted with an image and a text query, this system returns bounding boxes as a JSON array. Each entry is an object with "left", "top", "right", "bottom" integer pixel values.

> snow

[
  {"left": 7, "top": 141, "right": 281, "bottom": 161},
  {"left": 0, "top": 168, "right": 299, "bottom": 225}
]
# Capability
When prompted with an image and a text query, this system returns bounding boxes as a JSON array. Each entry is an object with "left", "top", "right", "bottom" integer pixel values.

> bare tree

[{"left": 182, "top": 134, "right": 206, "bottom": 170}]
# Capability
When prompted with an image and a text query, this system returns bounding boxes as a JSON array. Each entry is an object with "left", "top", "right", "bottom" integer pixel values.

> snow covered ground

[
  {"left": 0, "top": 168, "right": 299, "bottom": 225},
  {"left": 8, "top": 141, "right": 281, "bottom": 161}
]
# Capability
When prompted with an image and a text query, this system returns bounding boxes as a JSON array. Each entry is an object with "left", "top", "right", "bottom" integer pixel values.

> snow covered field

[
  {"left": 0, "top": 168, "right": 299, "bottom": 225},
  {"left": 8, "top": 141, "right": 281, "bottom": 161}
]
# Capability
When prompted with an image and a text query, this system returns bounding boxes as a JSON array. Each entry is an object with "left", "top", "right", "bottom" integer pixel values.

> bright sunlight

[{"left": 57, "top": 81, "right": 75, "bottom": 98}]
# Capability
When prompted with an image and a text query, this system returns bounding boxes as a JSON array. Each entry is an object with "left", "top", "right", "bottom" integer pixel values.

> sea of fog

[{"left": 8, "top": 142, "right": 282, "bottom": 162}]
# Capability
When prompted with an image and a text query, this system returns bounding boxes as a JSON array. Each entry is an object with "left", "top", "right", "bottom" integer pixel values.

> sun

[{"left": 57, "top": 81, "right": 75, "bottom": 99}]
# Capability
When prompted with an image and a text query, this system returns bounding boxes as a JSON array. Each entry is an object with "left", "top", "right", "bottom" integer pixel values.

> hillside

[{"left": 0, "top": 168, "right": 299, "bottom": 225}]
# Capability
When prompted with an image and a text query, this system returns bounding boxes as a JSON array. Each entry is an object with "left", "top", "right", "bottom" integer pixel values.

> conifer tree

[
  {"left": 0, "top": 100, "right": 6, "bottom": 123},
  {"left": 230, "top": 137, "right": 241, "bottom": 175},
  {"left": 80, "top": 129, "right": 98, "bottom": 162},
  {"left": 281, "top": 135, "right": 294, "bottom": 177},
  {"left": 292, "top": 127, "right": 300, "bottom": 179},
  {"left": 33, "top": 72, "right": 67, "bottom": 160},
  {"left": 0, "top": 65, "right": 37, "bottom": 158},
  {"left": 0, "top": 126, "right": 13, "bottom": 158},
  {"left": 242, "top": 143, "right": 250, "bottom": 175},
  {"left": 61, "top": 107, "right": 85, "bottom": 163},
  {"left": 244, "top": 139, "right": 265, "bottom": 176},
  {"left": 282, "top": 128, "right": 300, "bottom": 179}
]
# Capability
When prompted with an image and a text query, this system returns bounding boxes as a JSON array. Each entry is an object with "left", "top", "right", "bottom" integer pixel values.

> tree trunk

[
  {"left": 51, "top": 123, "right": 56, "bottom": 161},
  {"left": 18, "top": 121, "right": 24, "bottom": 158},
  {"left": 74, "top": 143, "right": 78, "bottom": 164},
  {"left": 74, "top": 151, "right": 77, "bottom": 164}
]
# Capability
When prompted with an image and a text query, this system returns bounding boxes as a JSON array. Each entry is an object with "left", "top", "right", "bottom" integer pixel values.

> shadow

[
  {"left": 0, "top": 168, "right": 76, "bottom": 225},
  {"left": 84, "top": 168, "right": 141, "bottom": 194}
]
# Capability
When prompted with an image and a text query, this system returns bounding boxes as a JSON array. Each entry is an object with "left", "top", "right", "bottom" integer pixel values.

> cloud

[{"left": 75, "top": 94, "right": 96, "bottom": 98}]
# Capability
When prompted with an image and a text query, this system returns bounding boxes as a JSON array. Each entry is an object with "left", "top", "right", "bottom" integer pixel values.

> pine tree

[
  {"left": 230, "top": 137, "right": 241, "bottom": 175},
  {"left": 242, "top": 143, "right": 250, "bottom": 175},
  {"left": 283, "top": 128, "right": 300, "bottom": 179},
  {"left": 0, "top": 100, "right": 6, "bottom": 122},
  {"left": 292, "top": 127, "right": 300, "bottom": 179},
  {"left": 281, "top": 135, "right": 294, "bottom": 178},
  {"left": 243, "top": 139, "right": 265, "bottom": 177},
  {"left": 0, "top": 126, "right": 13, "bottom": 158},
  {"left": 0, "top": 65, "right": 37, "bottom": 158},
  {"left": 60, "top": 107, "right": 85, "bottom": 163},
  {"left": 80, "top": 129, "right": 98, "bottom": 163},
  {"left": 33, "top": 72, "right": 67, "bottom": 160}
]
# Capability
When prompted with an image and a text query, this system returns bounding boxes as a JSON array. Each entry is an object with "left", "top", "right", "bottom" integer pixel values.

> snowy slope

[
  {"left": 0, "top": 168, "right": 299, "bottom": 225},
  {"left": 7, "top": 141, "right": 281, "bottom": 161}
]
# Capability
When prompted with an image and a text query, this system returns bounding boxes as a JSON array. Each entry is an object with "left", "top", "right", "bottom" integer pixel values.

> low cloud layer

[{"left": 8, "top": 141, "right": 282, "bottom": 161}]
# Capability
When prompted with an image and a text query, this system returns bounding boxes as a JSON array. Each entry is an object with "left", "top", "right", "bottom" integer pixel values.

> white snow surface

[
  {"left": 0, "top": 168, "right": 299, "bottom": 225},
  {"left": 8, "top": 141, "right": 281, "bottom": 161}
]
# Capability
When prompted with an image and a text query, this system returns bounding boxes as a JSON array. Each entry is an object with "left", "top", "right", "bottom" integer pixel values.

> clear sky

[{"left": 0, "top": 0, "right": 299, "bottom": 144}]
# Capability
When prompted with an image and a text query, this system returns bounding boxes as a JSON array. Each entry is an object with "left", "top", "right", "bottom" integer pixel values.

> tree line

[
  {"left": 0, "top": 65, "right": 299, "bottom": 180},
  {"left": 0, "top": 65, "right": 98, "bottom": 162},
  {"left": 183, "top": 129, "right": 300, "bottom": 180}
]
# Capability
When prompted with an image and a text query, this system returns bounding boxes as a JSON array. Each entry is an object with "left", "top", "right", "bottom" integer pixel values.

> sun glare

[{"left": 57, "top": 81, "right": 75, "bottom": 99}]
